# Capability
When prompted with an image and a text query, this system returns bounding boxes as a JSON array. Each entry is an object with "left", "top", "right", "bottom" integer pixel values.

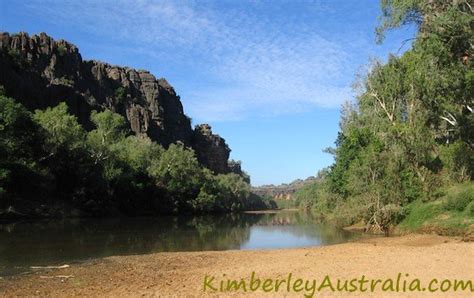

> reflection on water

[{"left": 0, "top": 211, "right": 360, "bottom": 276}]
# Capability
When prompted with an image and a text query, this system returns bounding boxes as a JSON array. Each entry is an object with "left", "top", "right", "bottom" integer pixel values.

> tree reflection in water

[{"left": 0, "top": 211, "right": 360, "bottom": 276}]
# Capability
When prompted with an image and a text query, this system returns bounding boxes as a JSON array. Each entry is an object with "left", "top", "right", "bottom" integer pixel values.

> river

[{"left": 0, "top": 210, "right": 362, "bottom": 276}]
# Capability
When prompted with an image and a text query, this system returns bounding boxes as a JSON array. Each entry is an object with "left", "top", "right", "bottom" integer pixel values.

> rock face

[
  {"left": 192, "top": 124, "right": 230, "bottom": 174},
  {"left": 0, "top": 32, "right": 236, "bottom": 174},
  {"left": 252, "top": 176, "right": 317, "bottom": 200}
]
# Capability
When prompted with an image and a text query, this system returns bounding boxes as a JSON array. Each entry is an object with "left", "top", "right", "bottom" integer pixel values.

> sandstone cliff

[
  {"left": 252, "top": 176, "right": 317, "bottom": 200},
  {"left": 0, "top": 32, "right": 236, "bottom": 174}
]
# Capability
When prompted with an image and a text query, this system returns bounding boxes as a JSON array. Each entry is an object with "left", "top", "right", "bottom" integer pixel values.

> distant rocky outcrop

[
  {"left": 252, "top": 176, "right": 317, "bottom": 200},
  {"left": 0, "top": 32, "right": 238, "bottom": 175}
]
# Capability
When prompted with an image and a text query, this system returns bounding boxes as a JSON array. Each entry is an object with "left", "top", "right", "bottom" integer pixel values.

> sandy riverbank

[{"left": 1, "top": 234, "right": 472, "bottom": 297}]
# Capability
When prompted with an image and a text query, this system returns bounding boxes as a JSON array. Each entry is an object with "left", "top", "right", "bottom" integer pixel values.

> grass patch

[
  {"left": 443, "top": 183, "right": 473, "bottom": 212},
  {"left": 399, "top": 183, "right": 474, "bottom": 236}
]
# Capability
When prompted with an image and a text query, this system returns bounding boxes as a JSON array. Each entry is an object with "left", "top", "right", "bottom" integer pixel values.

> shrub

[
  {"left": 443, "top": 184, "right": 474, "bottom": 212},
  {"left": 114, "top": 87, "right": 127, "bottom": 104},
  {"left": 7, "top": 48, "right": 28, "bottom": 68},
  {"left": 439, "top": 141, "right": 473, "bottom": 183},
  {"left": 57, "top": 45, "right": 67, "bottom": 56}
]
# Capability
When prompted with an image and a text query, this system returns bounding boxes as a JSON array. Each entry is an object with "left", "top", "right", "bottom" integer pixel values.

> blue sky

[{"left": 0, "top": 0, "right": 415, "bottom": 186}]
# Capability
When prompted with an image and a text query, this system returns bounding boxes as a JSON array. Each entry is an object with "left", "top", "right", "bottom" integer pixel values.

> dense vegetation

[
  {"left": 296, "top": 0, "right": 473, "bottom": 235},
  {"left": 399, "top": 183, "right": 473, "bottom": 235},
  {"left": 0, "top": 92, "right": 274, "bottom": 218}
]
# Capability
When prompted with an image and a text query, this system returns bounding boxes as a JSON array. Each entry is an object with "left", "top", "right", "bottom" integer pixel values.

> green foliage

[
  {"left": 32, "top": 101, "right": 107, "bottom": 209},
  {"left": 87, "top": 110, "right": 129, "bottom": 180},
  {"left": 189, "top": 169, "right": 269, "bottom": 213},
  {"left": 294, "top": 181, "right": 319, "bottom": 207},
  {"left": 116, "top": 135, "right": 163, "bottom": 173},
  {"left": 399, "top": 184, "right": 474, "bottom": 235},
  {"left": 274, "top": 199, "right": 298, "bottom": 209},
  {"left": 89, "top": 110, "right": 128, "bottom": 144},
  {"left": 6, "top": 48, "right": 28, "bottom": 68},
  {"left": 114, "top": 87, "right": 127, "bottom": 104},
  {"left": 214, "top": 173, "right": 251, "bottom": 211},
  {"left": 0, "top": 95, "right": 42, "bottom": 158},
  {"left": 376, "top": 0, "right": 423, "bottom": 42},
  {"left": 304, "top": 0, "right": 473, "bottom": 235},
  {"left": 340, "top": 196, "right": 373, "bottom": 227},
  {"left": 193, "top": 172, "right": 220, "bottom": 213},
  {"left": 33, "top": 103, "right": 86, "bottom": 152},
  {"left": 57, "top": 45, "right": 67, "bottom": 56},
  {"left": 439, "top": 141, "right": 473, "bottom": 183},
  {"left": 398, "top": 199, "right": 441, "bottom": 230},
  {"left": 248, "top": 194, "right": 278, "bottom": 210},
  {"left": 0, "top": 95, "right": 46, "bottom": 206},
  {"left": 148, "top": 143, "right": 203, "bottom": 211},
  {"left": 326, "top": 128, "right": 373, "bottom": 196},
  {"left": 443, "top": 183, "right": 474, "bottom": 212},
  {"left": 1, "top": 97, "right": 266, "bottom": 217},
  {"left": 376, "top": 0, "right": 472, "bottom": 43}
]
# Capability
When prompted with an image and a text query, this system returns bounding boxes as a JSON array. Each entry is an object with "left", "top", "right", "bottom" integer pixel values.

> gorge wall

[
  {"left": 252, "top": 176, "right": 317, "bottom": 200},
  {"left": 0, "top": 32, "right": 235, "bottom": 175}
]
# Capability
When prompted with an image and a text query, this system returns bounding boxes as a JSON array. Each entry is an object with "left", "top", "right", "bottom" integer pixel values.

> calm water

[{"left": 0, "top": 210, "right": 360, "bottom": 276}]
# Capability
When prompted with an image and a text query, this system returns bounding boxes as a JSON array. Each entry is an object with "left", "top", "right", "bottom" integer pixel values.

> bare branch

[{"left": 397, "top": 38, "right": 417, "bottom": 54}]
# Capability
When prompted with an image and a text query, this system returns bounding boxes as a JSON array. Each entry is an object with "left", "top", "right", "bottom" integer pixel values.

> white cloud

[{"left": 22, "top": 0, "right": 362, "bottom": 121}]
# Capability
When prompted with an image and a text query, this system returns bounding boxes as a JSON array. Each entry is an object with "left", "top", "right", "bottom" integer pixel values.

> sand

[{"left": 0, "top": 234, "right": 472, "bottom": 297}]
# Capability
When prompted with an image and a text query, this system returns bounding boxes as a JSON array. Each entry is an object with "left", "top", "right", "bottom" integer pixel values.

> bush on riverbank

[
  {"left": 273, "top": 199, "right": 298, "bottom": 209},
  {"left": 0, "top": 95, "right": 274, "bottom": 218},
  {"left": 295, "top": 0, "right": 474, "bottom": 236},
  {"left": 398, "top": 183, "right": 473, "bottom": 236}
]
